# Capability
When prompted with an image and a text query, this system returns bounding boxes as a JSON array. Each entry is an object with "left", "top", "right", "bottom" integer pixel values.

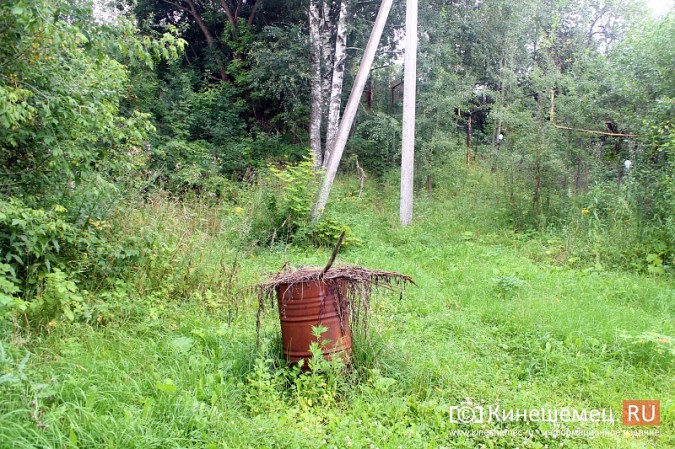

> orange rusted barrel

[{"left": 276, "top": 280, "right": 352, "bottom": 367}]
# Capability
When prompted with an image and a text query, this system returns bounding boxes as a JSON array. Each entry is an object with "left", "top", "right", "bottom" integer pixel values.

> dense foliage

[
  {"left": 0, "top": 0, "right": 184, "bottom": 316},
  {"left": 0, "top": 0, "right": 671, "bottom": 321},
  {"left": 0, "top": 0, "right": 671, "bottom": 312},
  {"left": 0, "top": 0, "right": 672, "bottom": 446}
]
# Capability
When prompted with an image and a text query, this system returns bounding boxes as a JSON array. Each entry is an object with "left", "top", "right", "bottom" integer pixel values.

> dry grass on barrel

[{"left": 255, "top": 264, "right": 416, "bottom": 339}]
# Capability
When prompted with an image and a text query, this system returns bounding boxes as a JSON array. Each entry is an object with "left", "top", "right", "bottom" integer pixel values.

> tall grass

[{"left": 0, "top": 161, "right": 672, "bottom": 449}]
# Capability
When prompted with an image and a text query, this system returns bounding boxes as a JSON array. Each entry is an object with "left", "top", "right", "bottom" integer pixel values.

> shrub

[
  {"left": 29, "top": 269, "right": 85, "bottom": 324},
  {"left": 347, "top": 112, "right": 401, "bottom": 176},
  {"left": 148, "top": 139, "right": 233, "bottom": 196},
  {"left": 0, "top": 263, "right": 23, "bottom": 320},
  {"left": 0, "top": 198, "right": 79, "bottom": 297},
  {"left": 249, "top": 156, "right": 361, "bottom": 247}
]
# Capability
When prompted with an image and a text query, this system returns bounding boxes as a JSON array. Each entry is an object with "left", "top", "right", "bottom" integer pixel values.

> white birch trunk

[
  {"left": 311, "top": 0, "right": 394, "bottom": 221},
  {"left": 323, "top": 0, "right": 349, "bottom": 168},
  {"left": 400, "top": 0, "right": 418, "bottom": 226},
  {"left": 321, "top": 1, "right": 335, "bottom": 113},
  {"left": 309, "top": 0, "right": 324, "bottom": 169}
]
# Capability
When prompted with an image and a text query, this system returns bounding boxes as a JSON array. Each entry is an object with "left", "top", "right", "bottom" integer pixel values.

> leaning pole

[
  {"left": 399, "top": 0, "right": 418, "bottom": 226},
  {"left": 311, "top": 0, "right": 394, "bottom": 222}
]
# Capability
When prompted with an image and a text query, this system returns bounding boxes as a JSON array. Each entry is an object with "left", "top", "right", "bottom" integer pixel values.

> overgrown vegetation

[
  {"left": 0, "top": 0, "right": 672, "bottom": 447},
  {"left": 1, "top": 166, "right": 672, "bottom": 448}
]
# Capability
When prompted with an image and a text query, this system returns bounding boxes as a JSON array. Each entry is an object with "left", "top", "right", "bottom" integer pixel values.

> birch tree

[
  {"left": 323, "top": 0, "right": 349, "bottom": 168},
  {"left": 321, "top": 1, "right": 336, "bottom": 108},
  {"left": 309, "top": 0, "right": 324, "bottom": 169},
  {"left": 312, "top": 0, "right": 395, "bottom": 220},
  {"left": 309, "top": 0, "right": 350, "bottom": 170}
]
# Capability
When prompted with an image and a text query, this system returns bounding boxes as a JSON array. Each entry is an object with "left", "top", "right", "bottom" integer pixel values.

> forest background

[{"left": 0, "top": 1, "right": 673, "bottom": 448}]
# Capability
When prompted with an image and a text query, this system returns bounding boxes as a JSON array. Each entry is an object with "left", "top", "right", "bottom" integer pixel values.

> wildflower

[{"left": 581, "top": 208, "right": 590, "bottom": 215}]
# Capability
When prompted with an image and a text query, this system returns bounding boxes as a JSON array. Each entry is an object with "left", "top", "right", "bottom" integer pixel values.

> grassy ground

[{"left": 1, "top": 166, "right": 672, "bottom": 448}]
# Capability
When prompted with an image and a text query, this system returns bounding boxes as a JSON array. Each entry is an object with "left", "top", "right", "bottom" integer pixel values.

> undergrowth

[{"left": 0, "top": 158, "right": 672, "bottom": 449}]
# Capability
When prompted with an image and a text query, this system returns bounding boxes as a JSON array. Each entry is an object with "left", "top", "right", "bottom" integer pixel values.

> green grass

[{"left": 1, "top": 165, "right": 672, "bottom": 448}]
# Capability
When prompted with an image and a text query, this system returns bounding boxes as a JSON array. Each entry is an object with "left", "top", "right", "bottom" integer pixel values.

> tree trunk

[
  {"left": 247, "top": 0, "right": 259, "bottom": 26},
  {"left": 163, "top": 0, "right": 227, "bottom": 80},
  {"left": 220, "top": 0, "right": 259, "bottom": 61},
  {"left": 426, "top": 174, "right": 432, "bottom": 200},
  {"left": 321, "top": 0, "right": 335, "bottom": 114},
  {"left": 533, "top": 95, "right": 544, "bottom": 222},
  {"left": 220, "top": 0, "right": 238, "bottom": 31},
  {"left": 400, "top": 0, "right": 418, "bottom": 226},
  {"left": 492, "top": 118, "right": 502, "bottom": 172},
  {"left": 309, "top": 0, "right": 324, "bottom": 169},
  {"left": 311, "top": 0, "right": 394, "bottom": 221},
  {"left": 492, "top": 58, "right": 506, "bottom": 170},
  {"left": 549, "top": 88, "right": 556, "bottom": 122},
  {"left": 355, "top": 155, "right": 366, "bottom": 198},
  {"left": 323, "top": 0, "right": 349, "bottom": 169},
  {"left": 390, "top": 80, "right": 402, "bottom": 108},
  {"left": 575, "top": 158, "right": 582, "bottom": 192},
  {"left": 220, "top": 0, "right": 260, "bottom": 32}
]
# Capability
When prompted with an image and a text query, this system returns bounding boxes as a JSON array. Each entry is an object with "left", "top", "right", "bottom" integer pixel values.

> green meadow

[{"left": 2, "top": 166, "right": 672, "bottom": 449}]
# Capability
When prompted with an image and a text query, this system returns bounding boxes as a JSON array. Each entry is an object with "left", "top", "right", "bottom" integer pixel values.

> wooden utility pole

[
  {"left": 399, "top": 0, "right": 418, "bottom": 226},
  {"left": 311, "top": 0, "right": 394, "bottom": 221}
]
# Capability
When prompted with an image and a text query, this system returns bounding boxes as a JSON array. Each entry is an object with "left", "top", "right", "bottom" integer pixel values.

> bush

[
  {"left": 29, "top": 269, "right": 85, "bottom": 325},
  {"left": 0, "top": 197, "right": 141, "bottom": 324},
  {"left": 243, "top": 158, "right": 361, "bottom": 246},
  {"left": 248, "top": 156, "right": 361, "bottom": 247},
  {"left": 250, "top": 157, "right": 318, "bottom": 244},
  {"left": 559, "top": 177, "right": 672, "bottom": 272},
  {"left": 0, "top": 263, "right": 23, "bottom": 320},
  {"left": 347, "top": 112, "right": 401, "bottom": 176},
  {"left": 148, "top": 139, "right": 234, "bottom": 196},
  {"left": 0, "top": 198, "right": 79, "bottom": 297}
]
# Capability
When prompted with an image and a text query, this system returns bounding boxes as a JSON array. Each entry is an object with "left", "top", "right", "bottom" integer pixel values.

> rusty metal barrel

[{"left": 276, "top": 280, "right": 352, "bottom": 366}]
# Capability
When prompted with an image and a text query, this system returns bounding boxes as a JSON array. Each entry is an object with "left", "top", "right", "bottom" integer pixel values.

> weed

[
  {"left": 493, "top": 275, "right": 527, "bottom": 298},
  {"left": 620, "top": 331, "right": 674, "bottom": 371}
]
